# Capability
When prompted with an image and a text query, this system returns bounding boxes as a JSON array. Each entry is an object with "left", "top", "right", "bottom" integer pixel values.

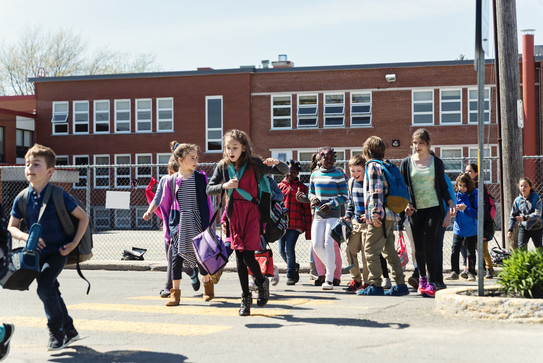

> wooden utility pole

[{"left": 495, "top": 0, "right": 523, "bottom": 249}]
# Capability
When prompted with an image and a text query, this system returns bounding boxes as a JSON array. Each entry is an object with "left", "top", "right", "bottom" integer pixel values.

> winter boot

[
  {"left": 239, "top": 292, "right": 252, "bottom": 316},
  {"left": 256, "top": 277, "right": 270, "bottom": 307},
  {"left": 203, "top": 276, "right": 215, "bottom": 302},
  {"left": 166, "top": 288, "right": 181, "bottom": 306}
]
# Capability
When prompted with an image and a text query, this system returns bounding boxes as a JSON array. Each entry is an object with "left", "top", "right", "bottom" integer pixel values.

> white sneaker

[
  {"left": 467, "top": 273, "right": 476, "bottom": 282},
  {"left": 382, "top": 277, "right": 392, "bottom": 289},
  {"left": 322, "top": 281, "right": 333, "bottom": 290},
  {"left": 249, "top": 276, "right": 257, "bottom": 291},
  {"left": 271, "top": 265, "right": 280, "bottom": 286}
]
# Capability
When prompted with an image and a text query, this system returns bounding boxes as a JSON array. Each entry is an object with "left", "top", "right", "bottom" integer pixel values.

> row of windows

[
  {"left": 51, "top": 98, "right": 174, "bottom": 135},
  {"left": 270, "top": 88, "right": 491, "bottom": 129}
]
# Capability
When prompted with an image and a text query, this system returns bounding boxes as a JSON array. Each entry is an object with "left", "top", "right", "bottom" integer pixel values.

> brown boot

[
  {"left": 203, "top": 277, "right": 215, "bottom": 302},
  {"left": 166, "top": 288, "right": 180, "bottom": 306}
]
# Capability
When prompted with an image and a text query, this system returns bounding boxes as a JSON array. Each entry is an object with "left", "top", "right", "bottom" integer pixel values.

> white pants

[{"left": 311, "top": 218, "right": 337, "bottom": 282}]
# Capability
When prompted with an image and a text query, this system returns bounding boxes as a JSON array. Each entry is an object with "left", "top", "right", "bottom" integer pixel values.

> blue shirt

[{"left": 11, "top": 183, "right": 78, "bottom": 256}]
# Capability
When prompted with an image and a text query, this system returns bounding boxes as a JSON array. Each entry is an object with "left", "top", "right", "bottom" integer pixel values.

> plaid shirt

[
  {"left": 278, "top": 178, "right": 312, "bottom": 239},
  {"left": 364, "top": 161, "right": 396, "bottom": 222}
]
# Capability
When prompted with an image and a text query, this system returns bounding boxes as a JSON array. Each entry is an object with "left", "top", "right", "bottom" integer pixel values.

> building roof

[{"left": 0, "top": 107, "right": 36, "bottom": 119}]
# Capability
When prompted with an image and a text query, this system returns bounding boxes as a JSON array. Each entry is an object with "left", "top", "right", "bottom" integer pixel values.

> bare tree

[{"left": 0, "top": 26, "right": 160, "bottom": 95}]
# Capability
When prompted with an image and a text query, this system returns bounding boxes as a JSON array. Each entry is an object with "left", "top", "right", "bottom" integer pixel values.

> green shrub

[{"left": 498, "top": 248, "right": 543, "bottom": 298}]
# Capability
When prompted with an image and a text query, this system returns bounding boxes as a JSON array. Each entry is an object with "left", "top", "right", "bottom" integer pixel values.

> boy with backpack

[
  {"left": 358, "top": 136, "right": 408, "bottom": 296},
  {"left": 7, "top": 144, "right": 89, "bottom": 351}
]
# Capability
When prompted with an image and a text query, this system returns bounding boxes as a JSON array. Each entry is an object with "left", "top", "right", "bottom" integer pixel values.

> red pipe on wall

[{"left": 522, "top": 31, "right": 536, "bottom": 180}]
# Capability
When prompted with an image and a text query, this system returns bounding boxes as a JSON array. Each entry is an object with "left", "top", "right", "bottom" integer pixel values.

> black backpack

[
  {"left": 469, "top": 194, "right": 496, "bottom": 238},
  {"left": 0, "top": 204, "right": 11, "bottom": 283}
]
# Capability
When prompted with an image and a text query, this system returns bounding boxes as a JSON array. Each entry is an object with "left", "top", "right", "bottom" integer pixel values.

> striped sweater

[
  {"left": 309, "top": 166, "right": 348, "bottom": 219},
  {"left": 345, "top": 178, "right": 365, "bottom": 223}
]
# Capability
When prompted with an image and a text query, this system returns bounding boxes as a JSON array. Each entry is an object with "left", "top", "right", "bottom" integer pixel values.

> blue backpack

[{"left": 365, "top": 159, "right": 410, "bottom": 214}]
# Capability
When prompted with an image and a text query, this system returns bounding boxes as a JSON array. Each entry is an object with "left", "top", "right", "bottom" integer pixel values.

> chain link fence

[{"left": 1, "top": 156, "right": 539, "bottom": 270}]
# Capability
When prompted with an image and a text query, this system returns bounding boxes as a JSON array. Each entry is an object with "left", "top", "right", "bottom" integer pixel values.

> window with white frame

[
  {"left": 115, "top": 154, "right": 131, "bottom": 188},
  {"left": 115, "top": 99, "right": 131, "bottom": 133},
  {"left": 56, "top": 156, "right": 69, "bottom": 166},
  {"left": 52, "top": 101, "right": 69, "bottom": 135},
  {"left": 271, "top": 150, "right": 292, "bottom": 162},
  {"left": 440, "top": 148, "right": 463, "bottom": 181},
  {"left": 16, "top": 129, "right": 33, "bottom": 159},
  {"left": 94, "top": 100, "right": 110, "bottom": 133},
  {"left": 93, "top": 208, "right": 110, "bottom": 230},
  {"left": 440, "top": 89, "right": 462, "bottom": 124},
  {"left": 271, "top": 95, "right": 291, "bottom": 129},
  {"left": 115, "top": 209, "right": 131, "bottom": 229},
  {"left": 135, "top": 207, "right": 153, "bottom": 229},
  {"left": 206, "top": 96, "right": 223, "bottom": 152},
  {"left": 351, "top": 92, "right": 372, "bottom": 126},
  {"left": 73, "top": 101, "right": 89, "bottom": 134},
  {"left": 324, "top": 94, "right": 344, "bottom": 127},
  {"left": 297, "top": 94, "right": 318, "bottom": 127},
  {"left": 412, "top": 90, "right": 434, "bottom": 125},
  {"left": 73, "top": 155, "right": 89, "bottom": 189},
  {"left": 157, "top": 98, "right": 174, "bottom": 132},
  {"left": 468, "top": 88, "right": 491, "bottom": 124},
  {"left": 136, "top": 99, "right": 152, "bottom": 132},
  {"left": 157, "top": 153, "right": 171, "bottom": 179},
  {"left": 297, "top": 149, "right": 346, "bottom": 184},
  {"left": 468, "top": 147, "right": 493, "bottom": 183},
  {"left": 94, "top": 155, "right": 110, "bottom": 188},
  {"left": 136, "top": 154, "right": 152, "bottom": 188}
]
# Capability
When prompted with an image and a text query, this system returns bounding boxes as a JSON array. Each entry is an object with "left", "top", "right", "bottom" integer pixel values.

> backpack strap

[
  {"left": 17, "top": 185, "right": 52, "bottom": 226},
  {"left": 227, "top": 162, "right": 256, "bottom": 203},
  {"left": 170, "top": 173, "right": 177, "bottom": 203}
]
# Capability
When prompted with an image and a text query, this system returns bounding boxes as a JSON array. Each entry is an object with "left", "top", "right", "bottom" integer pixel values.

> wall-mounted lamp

[{"left": 385, "top": 74, "right": 396, "bottom": 82}]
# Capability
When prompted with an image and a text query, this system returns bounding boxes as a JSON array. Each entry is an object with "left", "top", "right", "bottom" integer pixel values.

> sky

[{"left": 1, "top": 0, "right": 543, "bottom": 72}]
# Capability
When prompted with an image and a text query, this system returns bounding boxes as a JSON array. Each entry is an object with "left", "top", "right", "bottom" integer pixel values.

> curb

[{"left": 435, "top": 285, "right": 543, "bottom": 323}]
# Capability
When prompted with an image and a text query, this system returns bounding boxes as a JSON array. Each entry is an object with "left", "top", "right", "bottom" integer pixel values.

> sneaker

[
  {"left": 256, "top": 277, "right": 270, "bottom": 307},
  {"left": 249, "top": 276, "right": 257, "bottom": 292},
  {"left": 421, "top": 283, "right": 436, "bottom": 298},
  {"left": 294, "top": 263, "right": 300, "bottom": 283},
  {"left": 485, "top": 269, "right": 494, "bottom": 279},
  {"left": 435, "top": 282, "right": 447, "bottom": 291},
  {"left": 322, "top": 281, "right": 334, "bottom": 290},
  {"left": 384, "top": 284, "right": 409, "bottom": 296},
  {"left": 417, "top": 277, "right": 428, "bottom": 296},
  {"left": 382, "top": 277, "right": 392, "bottom": 289},
  {"left": 356, "top": 284, "right": 385, "bottom": 296},
  {"left": 445, "top": 272, "right": 459, "bottom": 280},
  {"left": 314, "top": 276, "right": 325, "bottom": 286},
  {"left": 460, "top": 269, "right": 469, "bottom": 279},
  {"left": 0, "top": 323, "right": 14, "bottom": 361},
  {"left": 467, "top": 273, "right": 476, "bottom": 282},
  {"left": 271, "top": 265, "right": 280, "bottom": 286},
  {"left": 47, "top": 330, "right": 66, "bottom": 351},
  {"left": 160, "top": 289, "right": 171, "bottom": 298},
  {"left": 309, "top": 262, "right": 318, "bottom": 280},
  {"left": 346, "top": 279, "right": 362, "bottom": 292},
  {"left": 64, "top": 327, "right": 80, "bottom": 346},
  {"left": 286, "top": 278, "right": 296, "bottom": 286},
  {"left": 407, "top": 276, "right": 419, "bottom": 290},
  {"left": 333, "top": 278, "right": 341, "bottom": 286}
]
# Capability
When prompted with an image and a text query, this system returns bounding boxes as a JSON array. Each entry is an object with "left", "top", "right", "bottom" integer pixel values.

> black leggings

[
  {"left": 409, "top": 206, "right": 441, "bottom": 283},
  {"left": 236, "top": 250, "right": 264, "bottom": 295}
]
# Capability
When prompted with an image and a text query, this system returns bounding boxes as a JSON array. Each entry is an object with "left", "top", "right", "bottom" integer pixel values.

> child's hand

[
  {"left": 223, "top": 178, "right": 239, "bottom": 190},
  {"left": 371, "top": 214, "right": 382, "bottom": 227},
  {"left": 507, "top": 231, "right": 513, "bottom": 239},
  {"left": 37, "top": 237, "right": 46, "bottom": 250},
  {"left": 59, "top": 241, "right": 77, "bottom": 256},
  {"left": 143, "top": 211, "right": 152, "bottom": 221},
  {"left": 221, "top": 223, "right": 227, "bottom": 235},
  {"left": 310, "top": 198, "right": 321, "bottom": 208},
  {"left": 263, "top": 158, "right": 279, "bottom": 166},
  {"left": 319, "top": 203, "right": 330, "bottom": 212},
  {"left": 296, "top": 191, "right": 305, "bottom": 201},
  {"left": 405, "top": 204, "right": 416, "bottom": 216},
  {"left": 343, "top": 216, "right": 351, "bottom": 222},
  {"left": 515, "top": 215, "right": 524, "bottom": 222},
  {"left": 456, "top": 204, "right": 467, "bottom": 211}
]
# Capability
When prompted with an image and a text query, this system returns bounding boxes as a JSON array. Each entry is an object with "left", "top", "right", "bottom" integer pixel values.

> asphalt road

[{"left": 1, "top": 269, "right": 542, "bottom": 363}]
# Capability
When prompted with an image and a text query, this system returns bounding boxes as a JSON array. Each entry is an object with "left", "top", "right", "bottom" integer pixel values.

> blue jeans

[
  {"left": 37, "top": 252, "right": 73, "bottom": 333},
  {"left": 278, "top": 229, "right": 300, "bottom": 279}
]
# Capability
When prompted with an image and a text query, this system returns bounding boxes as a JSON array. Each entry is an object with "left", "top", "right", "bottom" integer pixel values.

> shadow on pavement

[
  {"left": 49, "top": 345, "right": 188, "bottom": 362},
  {"left": 246, "top": 315, "right": 409, "bottom": 329}
]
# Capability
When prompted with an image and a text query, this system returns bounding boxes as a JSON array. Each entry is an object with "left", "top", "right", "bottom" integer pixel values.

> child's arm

[
  {"left": 143, "top": 202, "right": 158, "bottom": 221},
  {"left": 59, "top": 206, "right": 89, "bottom": 256},
  {"left": 7, "top": 216, "right": 45, "bottom": 249},
  {"left": 367, "top": 162, "right": 385, "bottom": 224}
]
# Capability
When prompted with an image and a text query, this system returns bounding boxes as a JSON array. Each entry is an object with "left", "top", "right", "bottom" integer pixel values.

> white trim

[
  {"left": 205, "top": 96, "right": 223, "bottom": 153},
  {"left": 439, "top": 89, "right": 462, "bottom": 125},
  {"left": 297, "top": 94, "right": 318, "bottom": 128},
  {"left": 94, "top": 154, "right": 110, "bottom": 189},
  {"left": 52, "top": 101, "right": 69, "bottom": 135},
  {"left": 468, "top": 87, "right": 491, "bottom": 124},
  {"left": 115, "top": 209, "right": 131, "bottom": 229},
  {"left": 73, "top": 100, "right": 89, "bottom": 134},
  {"left": 93, "top": 100, "right": 110, "bottom": 134},
  {"left": 114, "top": 99, "right": 131, "bottom": 133},
  {"left": 135, "top": 153, "right": 152, "bottom": 189},
  {"left": 114, "top": 154, "right": 131, "bottom": 188},
  {"left": 412, "top": 89, "right": 434, "bottom": 125},
  {"left": 136, "top": 98, "right": 153, "bottom": 133},
  {"left": 350, "top": 92, "right": 372, "bottom": 127},
  {"left": 270, "top": 149, "right": 292, "bottom": 162},
  {"left": 73, "top": 155, "right": 89, "bottom": 189},
  {"left": 93, "top": 207, "right": 110, "bottom": 230},
  {"left": 157, "top": 153, "right": 171, "bottom": 179},
  {"left": 271, "top": 94, "right": 292, "bottom": 130},
  {"left": 323, "top": 93, "right": 345, "bottom": 128},
  {"left": 156, "top": 97, "right": 174, "bottom": 132}
]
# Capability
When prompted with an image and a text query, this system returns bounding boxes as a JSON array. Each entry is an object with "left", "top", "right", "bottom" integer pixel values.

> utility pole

[{"left": 495, "top": 0, "right": 523, "bottom": 250}]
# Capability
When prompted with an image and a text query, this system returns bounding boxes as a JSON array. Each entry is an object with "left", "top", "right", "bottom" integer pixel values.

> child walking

[
  {"left": 308, "top": 147, "right": 348, "bottom": 290},
  {"left": 206, "top": 129, "right": 288, "bottom": 316},
  {"left": 159, "top": 143, "right": 214, "bottom": 305},
  {"left": 447, "top": 173, "right": 478, "bottom": 281},
  {"left": 400, "top": 129, "right": 455, "bottom": 297},
  {"left": 8, "top": 144, "right": 89, "bottom": 350},
  {"left": 507, "top": 177, "right": 543, "bottom": 251}
]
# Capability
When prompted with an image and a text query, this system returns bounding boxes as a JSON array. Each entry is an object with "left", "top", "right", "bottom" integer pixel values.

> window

[
  {"left": 157, "top": 98, "right": 174, "bottom": 132},
  {"left": 135, "top": 207, "right": 153, "bottom": 229},
  {"left": 298, "top": 151, "right": 315, "bottom": 184},
  {"left": 271, "top": 150, "right": 292, "bottom": 162},
  {"left": 73, "top": 101, "right": 89, "bottom": 134},
  {"left": 0, "top": 127, "right": 4, "bottom": 163},
  {"left": 94, "top": 100, "right": 110, "bottom": 133},
  {"left": 324, "top": 94, "right": 344, "bottom": 127},
  {"left": 73, "top": 155, "right": 89, "bottom": 189},
  {"left": 115, "top": 99, "right": 131, "bottom": 133},
  {"left": 271, "top": 95, "right": 291, "bottom": 129},
  {"left": 93, "top": 208, "right": 110, "bottom": 230},
  {"left": 468, "top": 88, "right": 491, "bottom": 124},
  {"left": 157, "top": 153, "right": 171, "bottom": 179},
  {"left": 351, "top": 92, "right": 372, "bottom": 126},
  {"left": 52, "top": 101, "right": 69, "bottom": 135},
  {"left": 440, "top": 148, "right": 463, "bottom": 181},
  {"left": 297, "top": 94, "right": 318, "bottom": 127},
  {"left": 136, "top": 154, "right": 152, "bottom": 188},
  {"left": 412, "top": 90, "right": 434, "bottom": 125},
  {"left": 136, "top": 99, "right": 152, "bottom": 132},
  {"left": 94, "top": 155, "right": 110, "bottom": 188},
  {"left": 56, "top": 156, "right": 69, "bottom": 166},
  {"left": 440, "top": 89, "right": 462, "bottom": 124},
  {"left": 115, "top": 209, "right": 131, "bottom": 229},
  {"left": 16, "top": 129, "right": 33, "bottom": 159},
  {"left": 206, "top": 96, "right": 223, "bottom": 152},
  {"left": 115, "top": 154, "right": 131, "bottom": 188},
  {"left": 468, "top": 147, "right": 493, "bottom": 183}
]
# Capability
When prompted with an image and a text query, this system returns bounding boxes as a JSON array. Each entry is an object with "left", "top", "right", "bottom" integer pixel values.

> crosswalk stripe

[
  {"left": 127, "top": 296, "right": 333, "bottom": 306},
  {"left": 68, "top": 303, "right": 286, "bottom": 317},
  {"left": 5, "top": 316, "right": 231, "bottom": 336}
]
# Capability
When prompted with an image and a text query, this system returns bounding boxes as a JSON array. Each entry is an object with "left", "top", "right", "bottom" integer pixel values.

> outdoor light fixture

[{"left": 385, "top": 74, "right": 396, "bottom": 82}]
